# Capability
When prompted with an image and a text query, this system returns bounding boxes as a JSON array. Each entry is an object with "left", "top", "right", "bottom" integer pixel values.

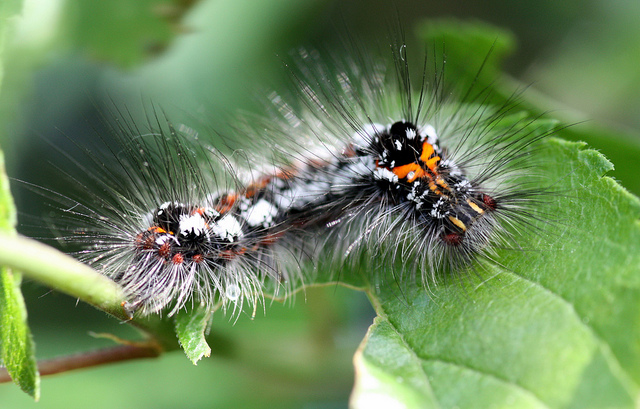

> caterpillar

[{"left": 39, "top": 36, "right": 553, "bottom": 318}]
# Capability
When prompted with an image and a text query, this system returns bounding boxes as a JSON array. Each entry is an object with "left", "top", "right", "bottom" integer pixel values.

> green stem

[
  {"left": 0, "top": 234, "right": 180, "bottom": 350},
  {"left": 0, "top": 233, "right": 126, "bottom": 317}
]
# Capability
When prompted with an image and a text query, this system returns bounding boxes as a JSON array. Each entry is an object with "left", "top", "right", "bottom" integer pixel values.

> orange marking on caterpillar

[
  {"left": 428, "top": 179, "right": 442, "bottom": 195},
  {"left": 172, "top": 253, "right": 184, "bottom": 264},
  {"left": 260, "top": 231, "right": 285, "bottom": 246},
  {"left": 158, "top": 241, "right": 172, "bottom": 259},
  {"left": 448, "top": 216, "right": 467, "bottom": 232},
  {"left": 392, "top": 163, "right": 425, "bottom": 183},
  {"left": 467, "top": 199, "right": 485, "bottom": 215},
  {"left": 389, "top": 141, "right": 442, "bottom": 183},
  {"left": 245, "top": 176, "right": 272, "bottom": 198},
  {"left": 219, "top": 247, "right": 248, "bottom": 261},
  {"left": 136, "top": 232, "right": 155, "bottom": 250},
  {"left": 419, "top": 141, "right": 441, "bottom": 172},
  {"left": 216, "top": 193, "right": 237, "bottom": 214},
  {"left": 435, "top": 176, "right": 450, "bottom": 191}
]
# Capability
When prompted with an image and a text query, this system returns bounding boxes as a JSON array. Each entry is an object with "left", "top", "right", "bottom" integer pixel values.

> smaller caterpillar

[{"left": 40, "top": 38, "right": 553, "bottom": 317}]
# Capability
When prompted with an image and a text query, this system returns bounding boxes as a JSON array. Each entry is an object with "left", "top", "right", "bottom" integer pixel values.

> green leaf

[
  {"left": 60, "top": 0, "right": 187, "bottom": 68},
  {"left": 174, "top": 305, "right": 212, "bottom": 364},
  {"left": 0, "top": 0, "right": 40, "bottom": 399},
  {"left": 352, "top": 138, "right": 640, "bottom": 408},
  {"left": 0, "top": 150, "right": 40, "bottom": 400},
  {"left": 0, "top": 0, "right": 23, "bottom": 107},
  {"left": 548, "top": 119, "right": 640, "bottom": 198},
  {"left": 416, "top": 19, "right": 516, "bottom": 97},
  {"left": 415, "top": 18, "right": 640, "bottom": 199},
  {"left": 351, "top": 318, "right": 439, "bottom": 408},
  {"left": 0, "top": 266, "right": 39, "bottom": 399},
  {"left": 0, "top": 0, "right": 22, "bottom": 20}
]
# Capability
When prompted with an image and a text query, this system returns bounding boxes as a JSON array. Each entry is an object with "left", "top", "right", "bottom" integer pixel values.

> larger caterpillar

[{"left": 43, "top": 38, "right": 553, "bottom": 317}]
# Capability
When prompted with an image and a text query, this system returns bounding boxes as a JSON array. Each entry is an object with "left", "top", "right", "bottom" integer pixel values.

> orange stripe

[
  {"left": 435, "top": 176, "right": 449, "bottom": 190},
  {"left": 420, "top": 141, "right": 441, "bottom": 172},
  {"left": 420, "top": 141, "right": 434, "bottom": 163},
  {"left": 216, "top": 193, "right": 237, "bottom": 214},
  {"left": 428, "top": 179, "right": 442, "bottom": 195},
  {"left": 448, "top": 216, "right": 467, "bottom": 232},
  {"left": 391, "top": 141, "right": 441, "bottom": 183},
  {"left": 392, "top": 163, "right": 425, "bottom": 183}
]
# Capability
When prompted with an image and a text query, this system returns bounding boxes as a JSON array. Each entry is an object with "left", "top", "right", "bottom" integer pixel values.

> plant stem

[
  {"left": 0, "top": 342, "right": 162, "bottom": 383},
  {"left": 0, "top": 233, "right": 181, "bottom": 350},
  {"left": 0, "top": 234, "right": 125, "bottom": 317}
]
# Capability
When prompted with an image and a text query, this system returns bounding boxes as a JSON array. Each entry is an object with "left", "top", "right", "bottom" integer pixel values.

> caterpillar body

[{"left": 45, "top": 39, "right": 552, "bottom": 317}]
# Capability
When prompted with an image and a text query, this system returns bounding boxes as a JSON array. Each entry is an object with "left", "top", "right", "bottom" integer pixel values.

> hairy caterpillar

[{"left": 36, "top": 36, "right": 554, "bottom": 317}]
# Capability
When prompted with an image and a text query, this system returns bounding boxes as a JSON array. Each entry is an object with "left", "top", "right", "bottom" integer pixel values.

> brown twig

[{"left": 0, "top": 342, "right": 162, "bottom": 383}]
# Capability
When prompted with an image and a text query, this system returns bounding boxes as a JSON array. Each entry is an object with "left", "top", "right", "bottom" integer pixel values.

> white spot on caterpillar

[
  {"left": 156, "top": 235, "right": 176, "bottom": 246},
  {"left": 211, "top": 214, "right": 243, "bottom": 242},
  {"left": 242, "top": 199, "right": 279, "bottom": 228},
  {"left": 179, "top": 214, "right": 207, "bottom": 236},
  {"left": 423, "top": 124, "right": 438, "bottom": 144},
  {"left": 430, "top": 198, "right": 447, "bottom": 218},
  {"left": 374, "top": 167, "right": 399, "bottom": 183}
]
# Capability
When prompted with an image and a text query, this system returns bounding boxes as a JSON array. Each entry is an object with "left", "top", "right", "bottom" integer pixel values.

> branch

[
  {"left": 0, "top": 234, "right": 125, "bottom": 317},
  {"left": 0, "top": 342, "right": 162, "bottom": 383},
  {"left": 0, "top": 234, "right": 181, "bottom": 350}
]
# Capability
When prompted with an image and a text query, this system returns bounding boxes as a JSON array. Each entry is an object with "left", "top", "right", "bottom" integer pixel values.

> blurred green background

[{"left": 1, "top": 0, "right": 639, "bottom": 407}]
